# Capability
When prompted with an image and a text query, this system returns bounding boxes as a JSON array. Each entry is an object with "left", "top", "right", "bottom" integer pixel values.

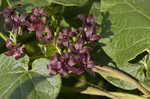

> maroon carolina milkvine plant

[
  {"left": 0, "top": 5, "right": 101, "bottom": 77},
  {"left": 47, "top": 15, "right": 101, "bottom": 76}
]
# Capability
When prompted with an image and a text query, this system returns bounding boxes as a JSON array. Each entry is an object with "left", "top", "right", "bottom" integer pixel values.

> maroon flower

[
  {"left": 69, "top": 38, "right": 91, "bottom": 54},
  {"left": 78, "top": 14, "right": 101, "bottom": 42},
  {"left": 57, "top": 28, "right": 77, "bottom": 48},
  {"left": 47, "top": 14, "right": 100, "bottom": 77},
  {"left": 28, "top": 8, "right": 51, "bottom": 42},
  {"left": 12, "top": 12, "right": 29, "bottom": 35},
  {"left": 1, "top": 6, "right": 29, "bottom": 35},
  {"left": 5, "top": 40, "right": 25, "bottom": 59},
  {"left": 47, "top": 52, "right": 96, "bottom": 76},
  {"left": 1, "top": 6, "right": 28, "bottom": 59},
  {"left": 32, "top": 8, "right": 47, "bottom": 16},
  {"left": 47, "top": 53, "right": 79, "bottom": 77},
  {"left": 57, "top": 28, "right": 69, "bottom": 47},
  {"left": 78, "top": 53, "right": 96, "bottom": 75}
]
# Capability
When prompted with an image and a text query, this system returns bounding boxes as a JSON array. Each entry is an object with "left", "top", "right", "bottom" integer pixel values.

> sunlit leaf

[{"left": 0, "top": 54, "right": 61, "bottom": 99}]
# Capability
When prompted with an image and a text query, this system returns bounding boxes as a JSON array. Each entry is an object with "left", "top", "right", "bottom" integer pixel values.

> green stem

[
  {"left": 51, "top": 16, "right": 56, "bottom": 22},
  {"left": 0, "top": 32, "right": 8, "bottom": 41},
  {"left": 9, "top": 32, "right": 17, "bottom": 44},
  {"left": 7, "top": 0, "right": 12, "bottom": 8},
  {"left": 93, "top": 66, "right": 150, "bottom": 96},
  {"left": 56, "top": 46, "right": 62, "bottom": 55}
]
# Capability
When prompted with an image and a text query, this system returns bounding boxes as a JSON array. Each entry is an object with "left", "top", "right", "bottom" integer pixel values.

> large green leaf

[
  {"left": 89, "top": 0, "right": 101, "bottom": 24},
  {"left": 102, "top": 62, "right": 145, "bottom": 90},
  {"left": 53, "top": 0, "right": 88, "bottom": 6},
  {"left": 94, "top": 64, "right": 148, "bottom": 90},
  {"left": 81, "top": 87, "right": 146, "bottom": 99},
  {"left": 9, "top": 0, "right": 52, "bottom": 12},
  {"left": 0, "top": 54, "right": 61, "bottom": 99},
  {"left": 92, "top": 46, "right": 148, "bottom": 90},
  {"left": 8, "top": 0, "right": 88, "bottom": 12},
  {"left": 100, "top": 0, "right": 150, "bottom": 66}
]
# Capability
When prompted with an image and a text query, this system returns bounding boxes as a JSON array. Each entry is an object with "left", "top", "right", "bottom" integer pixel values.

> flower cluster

[
  {"left": 78, "top": 14, "right": 100, "bottom": 42},
  {"left": 1, "top": 5, "right": 29, "bottom": 35},
  {"left": 5, "top": 40, "right": 25, "bottom": 59},
  {"left": 1, "top": 6, "right": 51, "bottom": 59},
  {"left": 57, "top": 28, "right": 76, "bottom": 48},
  {"left": 47, "top": 14, "right": 100, "bottom": 77},
  {"left": 1, "top": 5, "right": 100, "bottom": 76},
  {"left": 0, "top": 5, "right": 29, "bottom": 59},
  {"left": 28, "top": 8, "right": 52, "bottom": 42}
]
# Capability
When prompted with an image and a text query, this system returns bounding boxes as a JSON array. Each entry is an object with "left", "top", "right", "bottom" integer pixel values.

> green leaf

[
  {"left": 9, "top": 0, "right": 52, "bottom": 12},
  {"left": 99, "top": 0, "right": 150, "bottom": 90},
  {"left": 8, "top": 0, "right": 88, "bottom": 12},
  {"left": 0, "top": 54, "right": 61, "bottom": 99},
  {"left": 102, "top": 63, "right": 144, "bottom": 90},
  {"left": 94, "top": 65, "right": 138, "bottom": 90},
  {"left": 143, "top": 54, "right": 150, "bottom": 78},
  {"left": 93, "top": 47, "right": 150, "bottom": 90},
  {"left": 89, "top": 0, "right": 102, "bottom": 24},
  {"left": 53, "top": 0, "right": 88, "bottom": 6},
  {"left": 100, "top": 0, "right": 150, "bottom": 66},
  {"left": 81, "top": 87, "right": 146, "bottom": 99},
  {"left": 91, "top": 46, "right": 137, "bottom": 90},
  {"left": 39, "top": 43, "right": 57, "bottom": 58}
]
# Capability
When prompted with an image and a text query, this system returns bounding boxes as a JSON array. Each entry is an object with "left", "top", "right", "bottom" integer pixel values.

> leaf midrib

[{"left": 0, "top": 73, "right": 26, "bottom": 98}]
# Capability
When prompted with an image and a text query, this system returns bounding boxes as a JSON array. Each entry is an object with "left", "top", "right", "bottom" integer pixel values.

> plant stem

[
  {"left": 7, "top": 0, "right": 12, "bottom": 8},
  {"left": 93, "top": 66, "right": 150, "bottom": 96},
  {"left": 56, "top": 46, "right": 61, "bottom": 55},
  {"left": 0, "top": 32, "right": 8, "bottom": 41}
]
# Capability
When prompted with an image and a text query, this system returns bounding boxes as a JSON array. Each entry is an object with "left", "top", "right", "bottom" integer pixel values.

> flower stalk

[
  {"left": 6, "top": 0, "right": 12, "bottom": 8},
  {"left": 0, "top": 32, "right": 8, "bottom": 41}
]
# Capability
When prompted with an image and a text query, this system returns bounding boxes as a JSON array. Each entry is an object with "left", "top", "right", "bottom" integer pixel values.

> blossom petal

[
  {"left": 80, "top": 47, "right": 91, "bottom": 54},
  {"left": 87, "top": 14, "right": 94, "bottom": 23},
  {"left": 20, "top": 13, "right": 28, "bottom": 22},
  {"left": 5, "top": 49, "right": 15, "bottom": 56},
  {"left": 90, "top": 34, "right": 101, "bottom": 41}
]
